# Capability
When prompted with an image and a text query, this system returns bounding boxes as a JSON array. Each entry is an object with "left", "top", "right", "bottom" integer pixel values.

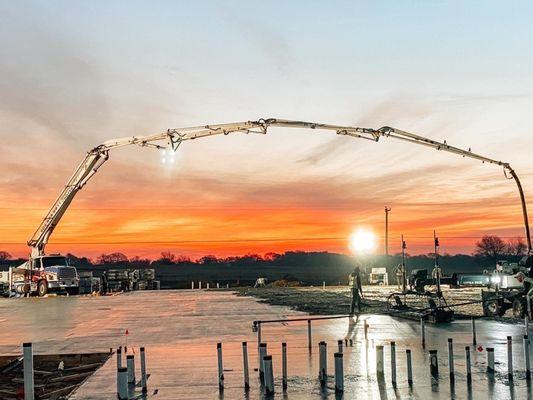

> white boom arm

[{"left": 28, "top": 118, "right": 531, "bottom": 257}]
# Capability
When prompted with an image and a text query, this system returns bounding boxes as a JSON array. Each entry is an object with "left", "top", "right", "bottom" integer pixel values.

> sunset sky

[{"left": 1, "top": 1, "right": 533, "bottom": 260}]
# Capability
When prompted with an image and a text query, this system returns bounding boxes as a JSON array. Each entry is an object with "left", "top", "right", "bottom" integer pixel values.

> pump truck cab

[{"left": 10, "top": 254, "right": 79, "bottom": 297}]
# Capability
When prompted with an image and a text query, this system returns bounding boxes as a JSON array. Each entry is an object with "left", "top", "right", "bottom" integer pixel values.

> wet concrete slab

[{"left": 1, "top": 291, "right": 532, "bottom": 399}]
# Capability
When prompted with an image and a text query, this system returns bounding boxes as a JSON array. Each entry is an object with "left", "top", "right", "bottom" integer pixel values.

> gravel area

[{"left": 237, "top": 285, "right": 523, "bottom": 323}]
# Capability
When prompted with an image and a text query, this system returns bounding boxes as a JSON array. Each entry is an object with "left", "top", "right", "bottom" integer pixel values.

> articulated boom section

[
  {"left": 28, "top": 150, "right": 108, "bottom": 257},
  {"left": 27, "top": 118, "right": 531, "bottom": 257}
]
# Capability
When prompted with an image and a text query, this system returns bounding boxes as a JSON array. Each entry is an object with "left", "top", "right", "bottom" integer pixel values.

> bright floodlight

[
  {"left": 349, "top": 229, "right": 377, "bottom": 255},
  {"left": 161, "top": 148, "right": 176, "bottom": 164}
]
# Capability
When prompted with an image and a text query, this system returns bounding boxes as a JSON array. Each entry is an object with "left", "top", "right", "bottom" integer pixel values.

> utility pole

[
  {"left": 401, "top": 235, "right": 407, "bottom": 295},
  {"left": 384, "top": 206, "right": 391, "bottom": 256},
  {"left": 433, "top": 230, "right": 442, "bottom": 301}
]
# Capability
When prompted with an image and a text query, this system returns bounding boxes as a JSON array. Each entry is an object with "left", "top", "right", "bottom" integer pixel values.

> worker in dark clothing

[{"left": 349, "top": 266, "right": 364, "bottom": 314}]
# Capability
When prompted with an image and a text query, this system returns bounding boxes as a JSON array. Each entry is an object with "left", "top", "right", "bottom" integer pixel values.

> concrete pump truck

[{"left": 5, "top": 118, "right": 531, "bottom": 305}]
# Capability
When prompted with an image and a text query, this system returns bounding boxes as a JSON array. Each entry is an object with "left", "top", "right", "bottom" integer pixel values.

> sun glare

[{"left": 349, "top": 229, "right": 377, "bottom": 255}]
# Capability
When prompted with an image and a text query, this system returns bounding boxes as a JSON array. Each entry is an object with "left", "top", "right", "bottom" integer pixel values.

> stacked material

[
  {"left": 139, "top": 269, "right": 155, "bottom": 281},
  {"left": 79, "top": 272, "right": 101, "bottom": 294}
]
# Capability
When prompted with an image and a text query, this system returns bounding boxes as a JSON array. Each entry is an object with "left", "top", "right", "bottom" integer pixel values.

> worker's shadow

[{"left": 345, "top": 314, "right": 360, "bottom": 340}]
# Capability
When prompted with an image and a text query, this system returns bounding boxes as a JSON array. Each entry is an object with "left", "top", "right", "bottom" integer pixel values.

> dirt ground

[{"left": 237, "top": 285, "right": 523, "bottom": 323}]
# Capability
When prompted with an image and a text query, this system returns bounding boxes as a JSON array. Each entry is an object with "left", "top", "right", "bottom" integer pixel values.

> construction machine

[
  {"left": 3, "top": 255, "right": 79, "bottom": 297},
  {"left": 481, "top": 257, "right": 533, "bottom": 318},
  {"left": 387, "top": 234, "right": 456, "bottom": 322},
  {"left": 17, "top": 118, "right": 531, "bottom": 299}
]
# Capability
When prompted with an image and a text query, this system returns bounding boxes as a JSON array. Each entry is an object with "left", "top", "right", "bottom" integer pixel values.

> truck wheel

[
  {"left": 484, "top": 299, "right": 504, "bottom": 317},
  {"left": 513, "top": 297, "right": 527, "bottom": 319},
  {"left": 37, "top": 281, "right": 48, "bottom": 297}
]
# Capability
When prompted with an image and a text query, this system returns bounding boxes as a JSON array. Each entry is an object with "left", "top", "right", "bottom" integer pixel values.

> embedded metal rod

[
  {"left": 23, "top": 343, "right": 34, "bottom": 400},
  {"left": 335, "top": 352, "right": 344, "bottom": 393},
  {"left": 263, "top": 355, "right": 274, "bottom": 395},
  {"left": 429, "top": 350, "right": 439, "bottom": 379},
  {"left": 524, "top": 335, "right": 531, "bottom": 380},
  {"left": 391, "top": 341, "right": 397, "bottom": 387},
  {"left": 117, "top": 367, "right": 128, "bottom": 400},
  {"left": 420, "top": 318, "right": 426, "bottom": 348},
  {"left": 319, "top": 341, "right": 328, "bottom": 385},
  {"left": 257, "top": 322, "right": 262, "bottom": 351},
  {"left": 259, "top": 343, "right": 267, "bottom": 381},
  {"left": 140, "top": 346, "right": 147, "bottom": 394},
  {"left": 116, "top": 346, "right": 122, "bottom": 369},
  {"left": 242, "top": 342, "right": 250, "bottom": 390},
  {"left": 465, "top": 346, "right": 472, "bottom": 384},
  {"left": 447, "top": 338, "right": 455, "bottom": 383},
  {"left": 126, "top": 355, "right": 135, "bottom": 385},
  {"left": 471, "top": 318, "right": 477, "bottom": 346},
  {"left": 217, "top": 343, "right": 224, "bottom": 391},
  {"left": 406, "top": 349, "right": 413, "bottom": 386},
  {"left": 307, "top": 320, "right": 312, "bottom": 352},
  {"left": 508, "top": 336, "right": 514, "bottom": 382},
  {"left": 376, "top": 345, "right": 384, "bottom": 376},
  {"left": 487, "top": 347, "right": 495, "bottom": 375},
  {"left": 282, "top": 342, "right": 288, "bottom": 390}
]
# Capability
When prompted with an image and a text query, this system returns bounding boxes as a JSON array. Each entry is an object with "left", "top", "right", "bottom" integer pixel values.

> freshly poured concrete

[{"left": 0, "top": 290, "right": 531, "bottom": 399}]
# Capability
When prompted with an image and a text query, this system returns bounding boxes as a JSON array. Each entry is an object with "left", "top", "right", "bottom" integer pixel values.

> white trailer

[{"left": 369, "top": 268, "right": 389, "bottom": 286}]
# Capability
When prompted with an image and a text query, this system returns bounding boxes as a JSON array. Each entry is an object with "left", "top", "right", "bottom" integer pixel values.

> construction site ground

[{"left": 238, "top": 285, "right": 523, "bottom": 322}]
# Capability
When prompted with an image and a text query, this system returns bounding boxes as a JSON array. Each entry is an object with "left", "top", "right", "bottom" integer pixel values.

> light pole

[{"left": 384, "top": 206, "right": 391, "bottom": 256}]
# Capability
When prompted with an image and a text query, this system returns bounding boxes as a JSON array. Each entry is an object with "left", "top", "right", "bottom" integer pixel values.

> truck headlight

[{"left": 491, "top": 276, "right": 501, "bottom": 284}]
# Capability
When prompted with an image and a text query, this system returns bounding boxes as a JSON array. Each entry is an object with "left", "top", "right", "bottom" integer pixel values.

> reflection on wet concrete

[{"left": 1, "top": 290, "right": 532, "bottom": 399}]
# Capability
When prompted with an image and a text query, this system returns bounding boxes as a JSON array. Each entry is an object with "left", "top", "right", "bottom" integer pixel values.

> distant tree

[
  {"left": 160, "top": 252, "right": 176, "bottom": 262},
  {"left": 198, "top": 255, "right": 220, "bottom": 265},
  {"left": 506, "top": 237, "right": 527, "bottom": 257},
  {"left": 97, "top": 252, "right": 128, "bottom": 264},
  {"left": 233, "top": 253, "right": 263, "bottom": 266},
  {"left": 0, "top": 251, "right": 12, "bottom": 261},
  {"left": 176, "top": 255, "right": 192, "bottom": 263},
  {"left": 129, "top": 255, "right": 151, "bottom": 265},
  {"left": 474, "top": 235, "right": 507, "bottom": 259},
  {"left": 264, "top": 252, "right": 282, "bottom": 262}
]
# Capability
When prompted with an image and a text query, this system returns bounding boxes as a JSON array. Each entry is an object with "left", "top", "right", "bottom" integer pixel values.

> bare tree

[
  {"left": 129, "top": 255, "right": 151, "bottom": 264},
  {"left": 97, "top": 252, "right": 128, "bottom": 264},
  {"left": 176, "top": 255, "right": 191, "bottom": 263},
  {"left": 0, "top": 251, "right": 12, "bottom": 261},
  {"left": 160, "top": 252, "right": 176, "bottom": 262},
  {"left": 474, "top": 235, "right": 508, "bottom": 259},
  {"left": 506, "top": 237, "right": 527, "bottom": 257},
  {"left": 198, "top": 255, "right": 220, "bottom": 265}
]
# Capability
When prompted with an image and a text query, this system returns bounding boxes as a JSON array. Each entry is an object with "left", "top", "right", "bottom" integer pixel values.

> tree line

[{"left": 0, "top": 235, "right": 528, "bottom": 273}]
